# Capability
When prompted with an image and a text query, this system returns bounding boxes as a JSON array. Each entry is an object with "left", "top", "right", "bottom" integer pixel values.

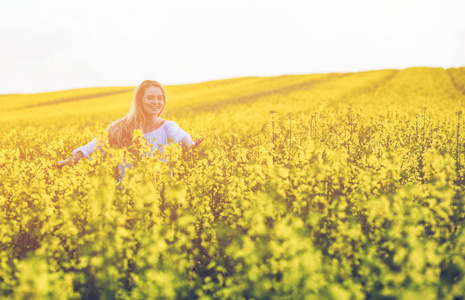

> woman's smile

[{"left": 142, "top": 86, "right": 164, "bottom": 116}]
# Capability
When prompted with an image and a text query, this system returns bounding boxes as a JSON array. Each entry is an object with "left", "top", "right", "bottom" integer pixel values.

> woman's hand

[
  {"left": 56, "top": 157, "right": 72, "bottom": 169},
  {"left": 56, "top": 151, "right": 84, "bottom": 169},
  {"left": 191, "top": 137, "right": 204, "bottom": 149},
  {"left": 183, "top": 137, "right": 204, "bottom": 158}
]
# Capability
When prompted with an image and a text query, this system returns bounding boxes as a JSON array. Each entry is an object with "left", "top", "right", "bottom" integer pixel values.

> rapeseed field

[{"left": 1, "top": 67, "right": 465, "bottom": 299}]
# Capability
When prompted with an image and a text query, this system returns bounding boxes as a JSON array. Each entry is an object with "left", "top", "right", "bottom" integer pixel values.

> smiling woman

[
  {"left": 142, "top": 86, "right": 164, "bottom": 118},
  {"left": 56, "top": 80, "right": 204, "bottom": 180}
]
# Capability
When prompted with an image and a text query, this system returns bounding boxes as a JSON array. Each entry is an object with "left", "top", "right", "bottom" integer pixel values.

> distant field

[{"left": 1, "top": 67, "right": 465, "bottom": 299}]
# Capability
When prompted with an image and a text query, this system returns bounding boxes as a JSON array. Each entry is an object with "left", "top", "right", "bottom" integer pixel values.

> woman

[{"left": 57, "top": 80, "right": 203, "bottom": 179}]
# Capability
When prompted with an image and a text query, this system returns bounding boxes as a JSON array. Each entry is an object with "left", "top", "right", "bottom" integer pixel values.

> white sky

[{"left": 1, "top": 0, "right": 464, "bottom": 94}]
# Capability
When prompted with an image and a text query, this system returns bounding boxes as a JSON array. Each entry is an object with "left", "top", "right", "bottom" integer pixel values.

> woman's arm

[
  {"left": 181, "top": 136, "right": 195, "bottom": 148},
  {"left": 166, "top": 121, "right": 204, "bottom": 154},
  {"left": 56, "top": 138, "right": 98, "bottom": 168}
]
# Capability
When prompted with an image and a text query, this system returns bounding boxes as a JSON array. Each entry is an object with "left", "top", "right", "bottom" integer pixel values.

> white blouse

[{"left": 73, "top": 120, "right": 191, "bottom": 158}]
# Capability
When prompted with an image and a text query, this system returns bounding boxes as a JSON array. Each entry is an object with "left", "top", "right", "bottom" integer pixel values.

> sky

[{"left": 1, "top": 0, "right": 464, "bottom": 94}]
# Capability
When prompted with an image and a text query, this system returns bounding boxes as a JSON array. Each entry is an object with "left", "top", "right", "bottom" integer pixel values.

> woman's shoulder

[
  {"left": 162, "top": 120, "right": 188, "bottom": 135},
  {"left": 163, "top": 120, "right": 180, "bottom": 128}
]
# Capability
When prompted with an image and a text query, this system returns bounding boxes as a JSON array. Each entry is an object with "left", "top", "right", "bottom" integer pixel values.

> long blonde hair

[{"left": 107, "top": 80, "right": 167, "bottom": 148}]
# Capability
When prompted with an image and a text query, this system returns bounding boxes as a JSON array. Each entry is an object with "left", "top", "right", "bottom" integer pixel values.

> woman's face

[{"left": 141, "top": 86, "right": 164, "bottom": 117}]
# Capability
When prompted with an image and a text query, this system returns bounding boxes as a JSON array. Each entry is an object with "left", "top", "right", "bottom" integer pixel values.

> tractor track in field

[
  {"left": 446, "top": 68, "right": 465, "bottom": 95},
  {"left": 11, "top": 88, "right": 134, "bottom": 111},
  {"left": 171, "top": 73, "right": 351, "bottom": 115}
]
